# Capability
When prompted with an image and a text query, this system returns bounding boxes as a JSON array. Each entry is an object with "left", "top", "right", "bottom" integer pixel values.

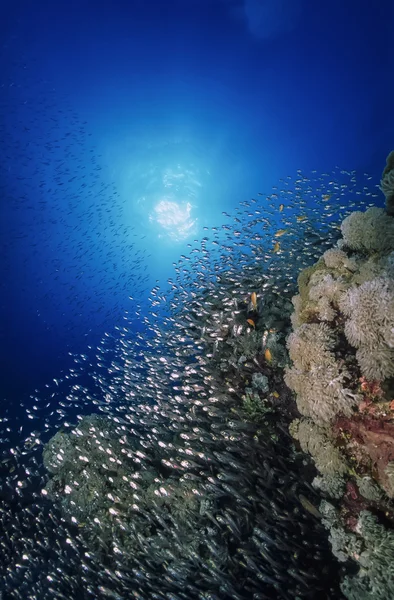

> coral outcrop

[
  {"left": 381, "top": 150, "right": 394, "bottom": 215},
  {"left": 285, "top": 152, "right": 394, "bottom": 599}
]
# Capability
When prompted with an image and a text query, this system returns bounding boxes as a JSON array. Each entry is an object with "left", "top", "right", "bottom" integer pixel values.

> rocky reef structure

[
  {"left": 285, "top": 153, "right": 394, "bottom": 599},
  {"left": 381, "top": 150, "right": 394, "bottom": 215}
]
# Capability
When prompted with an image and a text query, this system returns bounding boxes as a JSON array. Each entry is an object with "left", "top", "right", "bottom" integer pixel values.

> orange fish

[
  {"left": 264, "top": 348, "right": 272, "bottom": 362},
  {"left": 246, "top": 318, "right": 255, "bottom": 328},
  {"left": 322, "top": 194, "right": 331, "bottom": 201},
  {"left": 279, "top": 204, "right": 284, "bottom": 212},
  {"left": 250, "top": 291, "right": 257, "bottom": 310},
  {"left": 274, "top": 229, "right": 288, "bottom": 237},
  {"left": 273, "top": 241, "right": 280, "bottom": 253},
  {"left": 296, "top": 215, "right": 307, "bottom": 222}
]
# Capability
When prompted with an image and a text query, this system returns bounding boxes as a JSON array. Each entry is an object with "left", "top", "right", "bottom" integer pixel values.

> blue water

[{"left": 1, "top": 0, "right": 393, "bottom": 404}]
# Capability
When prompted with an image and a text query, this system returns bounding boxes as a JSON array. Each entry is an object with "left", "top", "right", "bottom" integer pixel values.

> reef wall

[{"left": 286, "top": 152, "right": 394, "bottom": 599}]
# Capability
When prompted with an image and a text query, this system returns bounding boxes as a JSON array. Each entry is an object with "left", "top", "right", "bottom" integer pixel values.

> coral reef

[
  {"left": 322, "top": 503, "right": 394, "bottom": 599},
  {"left": 285, "top": 152, "right": 394, "bottom": 599},
  {"left": 381, "top": 150, "right": 394, "bottom": 215}
]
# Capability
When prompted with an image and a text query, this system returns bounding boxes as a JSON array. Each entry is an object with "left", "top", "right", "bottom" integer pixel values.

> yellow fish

[
  {"left": 272, "top": 391, "right": 279, "bottom": 398},
  {"left": 273, "top": 241, "right": 280, "bottom": 253},
  {"left": 246, "top": 318, "right": 255, "bottom": 328},
  {"left": 279, "top": 203, "right": 284, "bottom": 212},
  {"left": 322, "top": 194, "right": 331, "bottom": 201},
  {"left": 298, "top": 495, "right": 322, "bottom": 519},
  {"left": 296, "top": 215, "right": 307, "bottom": 222},
  {"left": 274, "top": 229, "right": 288, "bottom": 237},
  {"left": 250, "top": 291, "right": 257, "bottom": 310},
  {"left": 264, "top": 348, "right": 272, "bottom": 362}
]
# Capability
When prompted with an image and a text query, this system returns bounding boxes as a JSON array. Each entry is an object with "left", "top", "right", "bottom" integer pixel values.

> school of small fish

[{"left": 0, "top": 57, "right": 383, "bottom": 600}]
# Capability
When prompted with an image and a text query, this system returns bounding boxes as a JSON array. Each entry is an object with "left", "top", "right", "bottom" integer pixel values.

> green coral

[
  {"left": 319, "top": 494, "right": 394, "bottom": 600},
  {"left": 341, "top": 511, "right": 394, "bottom": 600},
  {"left": 320, "top": 500, "right": 363, "bottom": 563},
  {"left": 227, "top": 329, "right": 261, "bottom": 362},
  {"left": 242, "top": 387, "right": 273, "bottom": 422},
  {"left": 313, "top": 474, "right": 346, "bottom": 499}
]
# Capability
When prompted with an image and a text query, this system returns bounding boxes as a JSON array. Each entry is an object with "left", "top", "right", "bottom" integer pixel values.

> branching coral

[
  {"left": 242, "top": 387, "right": 273, "bottom": 422},
  {"left": 319, "top": 501, "right": 394, "bottom": 599},
  {"left": 227, "top": 328, "right": 261, "bottom": 362}
]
